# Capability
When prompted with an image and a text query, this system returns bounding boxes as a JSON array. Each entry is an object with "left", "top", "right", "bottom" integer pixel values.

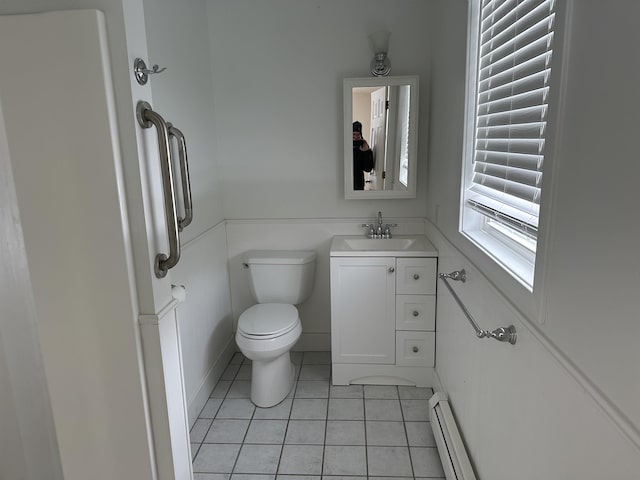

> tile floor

[{"left": 190, "top": 351, "right": 445, "bottom": 480}]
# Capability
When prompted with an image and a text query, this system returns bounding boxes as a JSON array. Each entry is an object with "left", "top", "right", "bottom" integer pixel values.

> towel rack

[{"left": 439, "top": 269, "right": 517, "bottom": 345}]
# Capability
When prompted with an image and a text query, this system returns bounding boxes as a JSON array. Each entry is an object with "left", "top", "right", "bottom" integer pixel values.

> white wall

[
  {"left": 143, "top": 0, "right": 225, "bottom": 234},
  {"left": 427, "top": 0, "right": 640, "bottom": 477},
  {"left": 143, "top": 0, "right": 234, "bottom": 426},
  {"left": 206, "top": 0, "right": 432, "bottom": 220},
  {"left": 172, "top": 224, "right": 235, "bottom": 425}
]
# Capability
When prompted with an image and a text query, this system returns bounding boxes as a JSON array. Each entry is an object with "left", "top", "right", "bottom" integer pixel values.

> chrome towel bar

[{"left": 438, "top": 270, "right": 517, "bottom": 345}]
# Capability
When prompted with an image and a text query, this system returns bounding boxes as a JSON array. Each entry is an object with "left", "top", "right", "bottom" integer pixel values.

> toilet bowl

[
  {"left": 235, "top": 250, "right": 316, "bottom": 407},
  {"left": 236, "top": 304, "right": 302, "bottom": 407}
]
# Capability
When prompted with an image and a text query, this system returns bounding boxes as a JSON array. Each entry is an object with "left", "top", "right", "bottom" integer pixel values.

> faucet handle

[
  {"left": 383, "top": 223, "right": 397, "bottom": 238},
  {"left": 361, "top": 223, "right": 375, "bottom": 238}
]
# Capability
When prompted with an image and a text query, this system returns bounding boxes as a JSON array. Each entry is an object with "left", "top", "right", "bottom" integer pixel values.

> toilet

[{"left": 235, "top": 250, "right": 316, "bottom": 407}]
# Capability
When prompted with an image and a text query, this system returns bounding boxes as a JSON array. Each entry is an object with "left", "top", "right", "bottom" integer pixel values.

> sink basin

[
  {"left": 343, "top": 238, "right": 417, "bottom": 251},
  {"left": 330, "top": 235, "right": 437, "bottom": 257}
]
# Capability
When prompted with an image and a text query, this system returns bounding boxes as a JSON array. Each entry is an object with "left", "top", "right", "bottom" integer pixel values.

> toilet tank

[{"left": 243, "top": 250, "right": 316, "bottom": 304}]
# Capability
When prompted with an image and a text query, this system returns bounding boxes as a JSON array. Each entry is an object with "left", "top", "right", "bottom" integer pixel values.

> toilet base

[{"left": 250, "top": 352, "right": 295, "bottom": 407}]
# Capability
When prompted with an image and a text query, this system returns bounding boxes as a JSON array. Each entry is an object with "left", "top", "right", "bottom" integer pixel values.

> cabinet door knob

[
  {"left": 413, "top": 273, "right": 420, "bottom": 280},
  {"left": 389, "top": 267, "right": 395, "bottom": 273},
  {"left": 412, "top": 346, "right": 419, "bottom": 353},
  {"left": 413, "top": 310, "right": 419, "bottom": 317}
]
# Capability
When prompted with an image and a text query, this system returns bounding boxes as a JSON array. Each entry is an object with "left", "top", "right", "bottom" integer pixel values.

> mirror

[{"left": 344, "top": 76, "right": 419, "bottom": 199}]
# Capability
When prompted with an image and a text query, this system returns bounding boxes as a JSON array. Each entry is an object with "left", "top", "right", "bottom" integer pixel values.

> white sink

[
  {"left": 343, "top": 237, "right": 417, "bottom": 251},
  {"left": 330, "top": 235, "right": 437, "bottom": 257}
]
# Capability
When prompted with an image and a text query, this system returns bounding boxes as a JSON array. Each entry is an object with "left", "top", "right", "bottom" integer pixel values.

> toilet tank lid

[{"left": 243, "top": 250, "right": 316, "bottom": 265}]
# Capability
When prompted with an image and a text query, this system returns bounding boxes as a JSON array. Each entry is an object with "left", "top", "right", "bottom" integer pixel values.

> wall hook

[{"left": 134, "top": 58, "right": 167, "bottom": 85}]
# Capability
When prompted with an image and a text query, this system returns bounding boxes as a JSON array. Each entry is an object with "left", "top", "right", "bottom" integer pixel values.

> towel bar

[{"left": 439, "top": 270, "right": 517, "bottom": 345}]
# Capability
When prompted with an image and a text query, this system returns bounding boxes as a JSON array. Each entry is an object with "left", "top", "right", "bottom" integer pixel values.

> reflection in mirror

[{"left": 344, "top": 76, "right": 419, "bottom": 199}]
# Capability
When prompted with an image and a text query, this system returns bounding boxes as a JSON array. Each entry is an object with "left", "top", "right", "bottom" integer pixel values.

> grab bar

[
  {"left": 438, "top": 269, "right": 517, "bottom": 345},
  {"left": 167, "top": 123, "right": 193, "bottom": 231},
  {"left": 136, "top": 101, "right": 180, "bottom": 278}
]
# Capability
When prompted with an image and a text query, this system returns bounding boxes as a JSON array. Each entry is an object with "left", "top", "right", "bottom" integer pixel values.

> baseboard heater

[{"left": 429, "top": 392, "right": 477, "bottom": 480}]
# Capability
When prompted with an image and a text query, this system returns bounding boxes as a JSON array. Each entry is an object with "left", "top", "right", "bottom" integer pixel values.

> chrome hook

[{"left": 134, "top": 58, "right": 167, "bottom": 85}]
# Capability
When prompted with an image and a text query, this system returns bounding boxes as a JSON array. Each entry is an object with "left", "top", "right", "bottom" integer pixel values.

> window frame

[{"left": 460, "top": 0, "right": 561, "bottom": 292}]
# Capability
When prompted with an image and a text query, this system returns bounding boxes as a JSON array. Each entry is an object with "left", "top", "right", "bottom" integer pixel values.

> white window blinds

[{"left": 468, "top": 0, "right": 556, "bottom": 238}]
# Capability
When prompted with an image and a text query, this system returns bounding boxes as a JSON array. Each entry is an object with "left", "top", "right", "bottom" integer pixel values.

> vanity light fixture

[{"left": 369, "top": 30, "right": 391, "bottom": 77}]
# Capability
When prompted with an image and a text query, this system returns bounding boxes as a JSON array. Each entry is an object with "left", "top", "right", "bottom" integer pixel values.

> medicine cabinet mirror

[{"left": 344, "top": 75, "right": 419, "bottom": 199}]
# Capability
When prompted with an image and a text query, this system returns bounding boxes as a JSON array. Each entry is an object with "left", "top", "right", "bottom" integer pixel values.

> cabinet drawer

[
  {"left": 395, "top": 331, "right": 435, "bottom": 367},
  {"left": 396, "top": 258, "right": 437, "bottom": 294},
  {"left": 396, "top": 295, "right": 436, "bottom": 331}
]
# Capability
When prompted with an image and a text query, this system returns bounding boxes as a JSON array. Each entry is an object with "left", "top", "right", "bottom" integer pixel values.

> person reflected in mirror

[{"left": 353, "top": 121, "right": 374, "bottom": 190}]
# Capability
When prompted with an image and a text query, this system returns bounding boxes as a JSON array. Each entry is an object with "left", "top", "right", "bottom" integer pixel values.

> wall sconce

[{"left": 369, "top": 31, "right": 391, "bottom": 77}]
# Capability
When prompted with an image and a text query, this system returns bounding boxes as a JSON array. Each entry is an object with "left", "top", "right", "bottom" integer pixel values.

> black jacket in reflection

[{"left": 353, "top": 146, "right": 374, "bottom": 190}]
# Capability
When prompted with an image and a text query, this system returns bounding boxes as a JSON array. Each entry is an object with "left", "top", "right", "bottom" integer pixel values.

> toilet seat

[{"left": 237, "top": 303, "right": 300, "bottom": 340}]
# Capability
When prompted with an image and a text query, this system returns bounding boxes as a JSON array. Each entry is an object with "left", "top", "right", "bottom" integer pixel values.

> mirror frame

[{"left": 344, "top": 75, "right": 419, "bottom": 200}]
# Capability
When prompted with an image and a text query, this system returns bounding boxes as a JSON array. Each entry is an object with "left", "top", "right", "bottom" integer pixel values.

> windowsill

[{"left": 461, "top": 229, "right": 535, "bottom": 291}]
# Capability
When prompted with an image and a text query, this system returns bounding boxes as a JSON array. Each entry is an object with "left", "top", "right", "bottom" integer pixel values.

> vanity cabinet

[{"left": 330, "top": 255, "right": 437, "bottom": 386}]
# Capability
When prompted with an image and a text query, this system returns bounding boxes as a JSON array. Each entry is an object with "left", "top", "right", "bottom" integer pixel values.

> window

[{"left": 460, "top": 0, "right": 556, "bottom": 289}]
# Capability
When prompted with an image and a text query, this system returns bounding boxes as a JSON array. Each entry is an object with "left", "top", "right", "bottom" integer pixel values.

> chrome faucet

[
  {"left": 362, "top": 211, "right": 397, "bottom": 239},
  {"left": 376, "top": 211, "right": 384, "bottom": 237}
]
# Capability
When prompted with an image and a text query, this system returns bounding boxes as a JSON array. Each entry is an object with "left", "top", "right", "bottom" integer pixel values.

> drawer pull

[
  {"left": 389, "top": 267, "right": 395, "bottom": 273},
  {"left": 412, "top": 310, "right": 419, "bottom": 317},
  {"left": 412, "top": 346, "right": 419, "bottom": 353},
  {"left": 413, "top": 274, "right": 420, "bottom": 280}
]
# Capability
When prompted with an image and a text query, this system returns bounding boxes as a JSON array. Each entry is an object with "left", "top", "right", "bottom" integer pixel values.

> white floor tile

[
  {"left": 410, "top": 446, "right": 445, "bottom": 477},
  {"left": 327, "top": 398, "right": 364, "bottom": 420},
  {"left": 364, "top": 399, "right": 403, "bottom": 421},
  {"left": 329, "top": 385, "right": 363, "bottom": 399},
  {"left": 204, "top": 419, "right": 250, "bottom": 444},
  {"left": 285, "top": 420, "right": 326, "bottom": 445},
  {"left": 365, "top": 421, "right": 407, "bottom": 446},
  {"left": 200, "top": 398, "right": 224, "bottom": 418},
  {"left": 190, "top": 418, "right": 213, "bottom": 443},
  {"left": 299, "top": 365, "right": 331, "bottom": 381},
  {"left": 294, "top": 381, "right": 330, "bottom": 398},
  {"left": 230, "top": 475, "right": 274, "bottom": 480},
  {"left": 194, "top": 473, "right": 230, "bottom": 480},
  {"left": 278, "top": 445, "right": 324, "bottom": 475},
  {"left": 193, "top": 444, "right": 241, "bottom": 473},
  {"left": 254, "top": 398, "right": 292, "bottom": 420},
  {"left": 364, "top": 385, "right": 399, "bottom": 399},
  {"left": 211, "top": 381, "right": 233, "bottom": 398},
  {"left": 398, "top": 385, "right": 433, "bottom": 400},
  {"left": 322, "top": 445, "right": 367, "bottom": 476},
  {"left": 400, "top": 399, "right": 430, "bottom": 421},
  {"left": 290, "top": 398, "right": 328, "bottom": 420},
  {"left": 405, "top": 421, "right": 436, "bottom": 447},
  {"left": 234, "top": 444, "right": 282, "bottom": 474},
  {"left": 367, "top": 446, "right": 413, "bottom": 477},
  {"left": 244, "top": 420, "right": 287, "bottom": 444},
  {"left": 301, "top": 351, "right": 331, "bottom": 365},
  {"left": 217, "top": 398, "right": 256, "bottom": 419},
  {"left": 227, "top": 380, "right": 252, "bottom": 398},
  {"left": 324, "top": 420, "right": 365, "bottom": 446}
]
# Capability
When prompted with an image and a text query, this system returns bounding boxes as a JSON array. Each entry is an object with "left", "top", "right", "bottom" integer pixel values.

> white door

[
  {"left": 0, "top": 10, "right": 190, "bottom": 480},
  {"left": 368, "top": 86, "right": 388, "bottom": 190}
]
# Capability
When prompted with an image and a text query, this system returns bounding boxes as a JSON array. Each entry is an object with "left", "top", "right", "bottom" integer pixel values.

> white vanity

[{"left": 329, "top": 235, "right": 438, "bottom": 386}]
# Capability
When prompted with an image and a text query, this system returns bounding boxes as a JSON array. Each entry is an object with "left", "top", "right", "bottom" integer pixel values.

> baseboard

[
  {"left": 187, "top": 334, "right": 236, "bottom": 428},
  {"left": 293, "top": 332, "right": 331, "bottom": 352}
]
